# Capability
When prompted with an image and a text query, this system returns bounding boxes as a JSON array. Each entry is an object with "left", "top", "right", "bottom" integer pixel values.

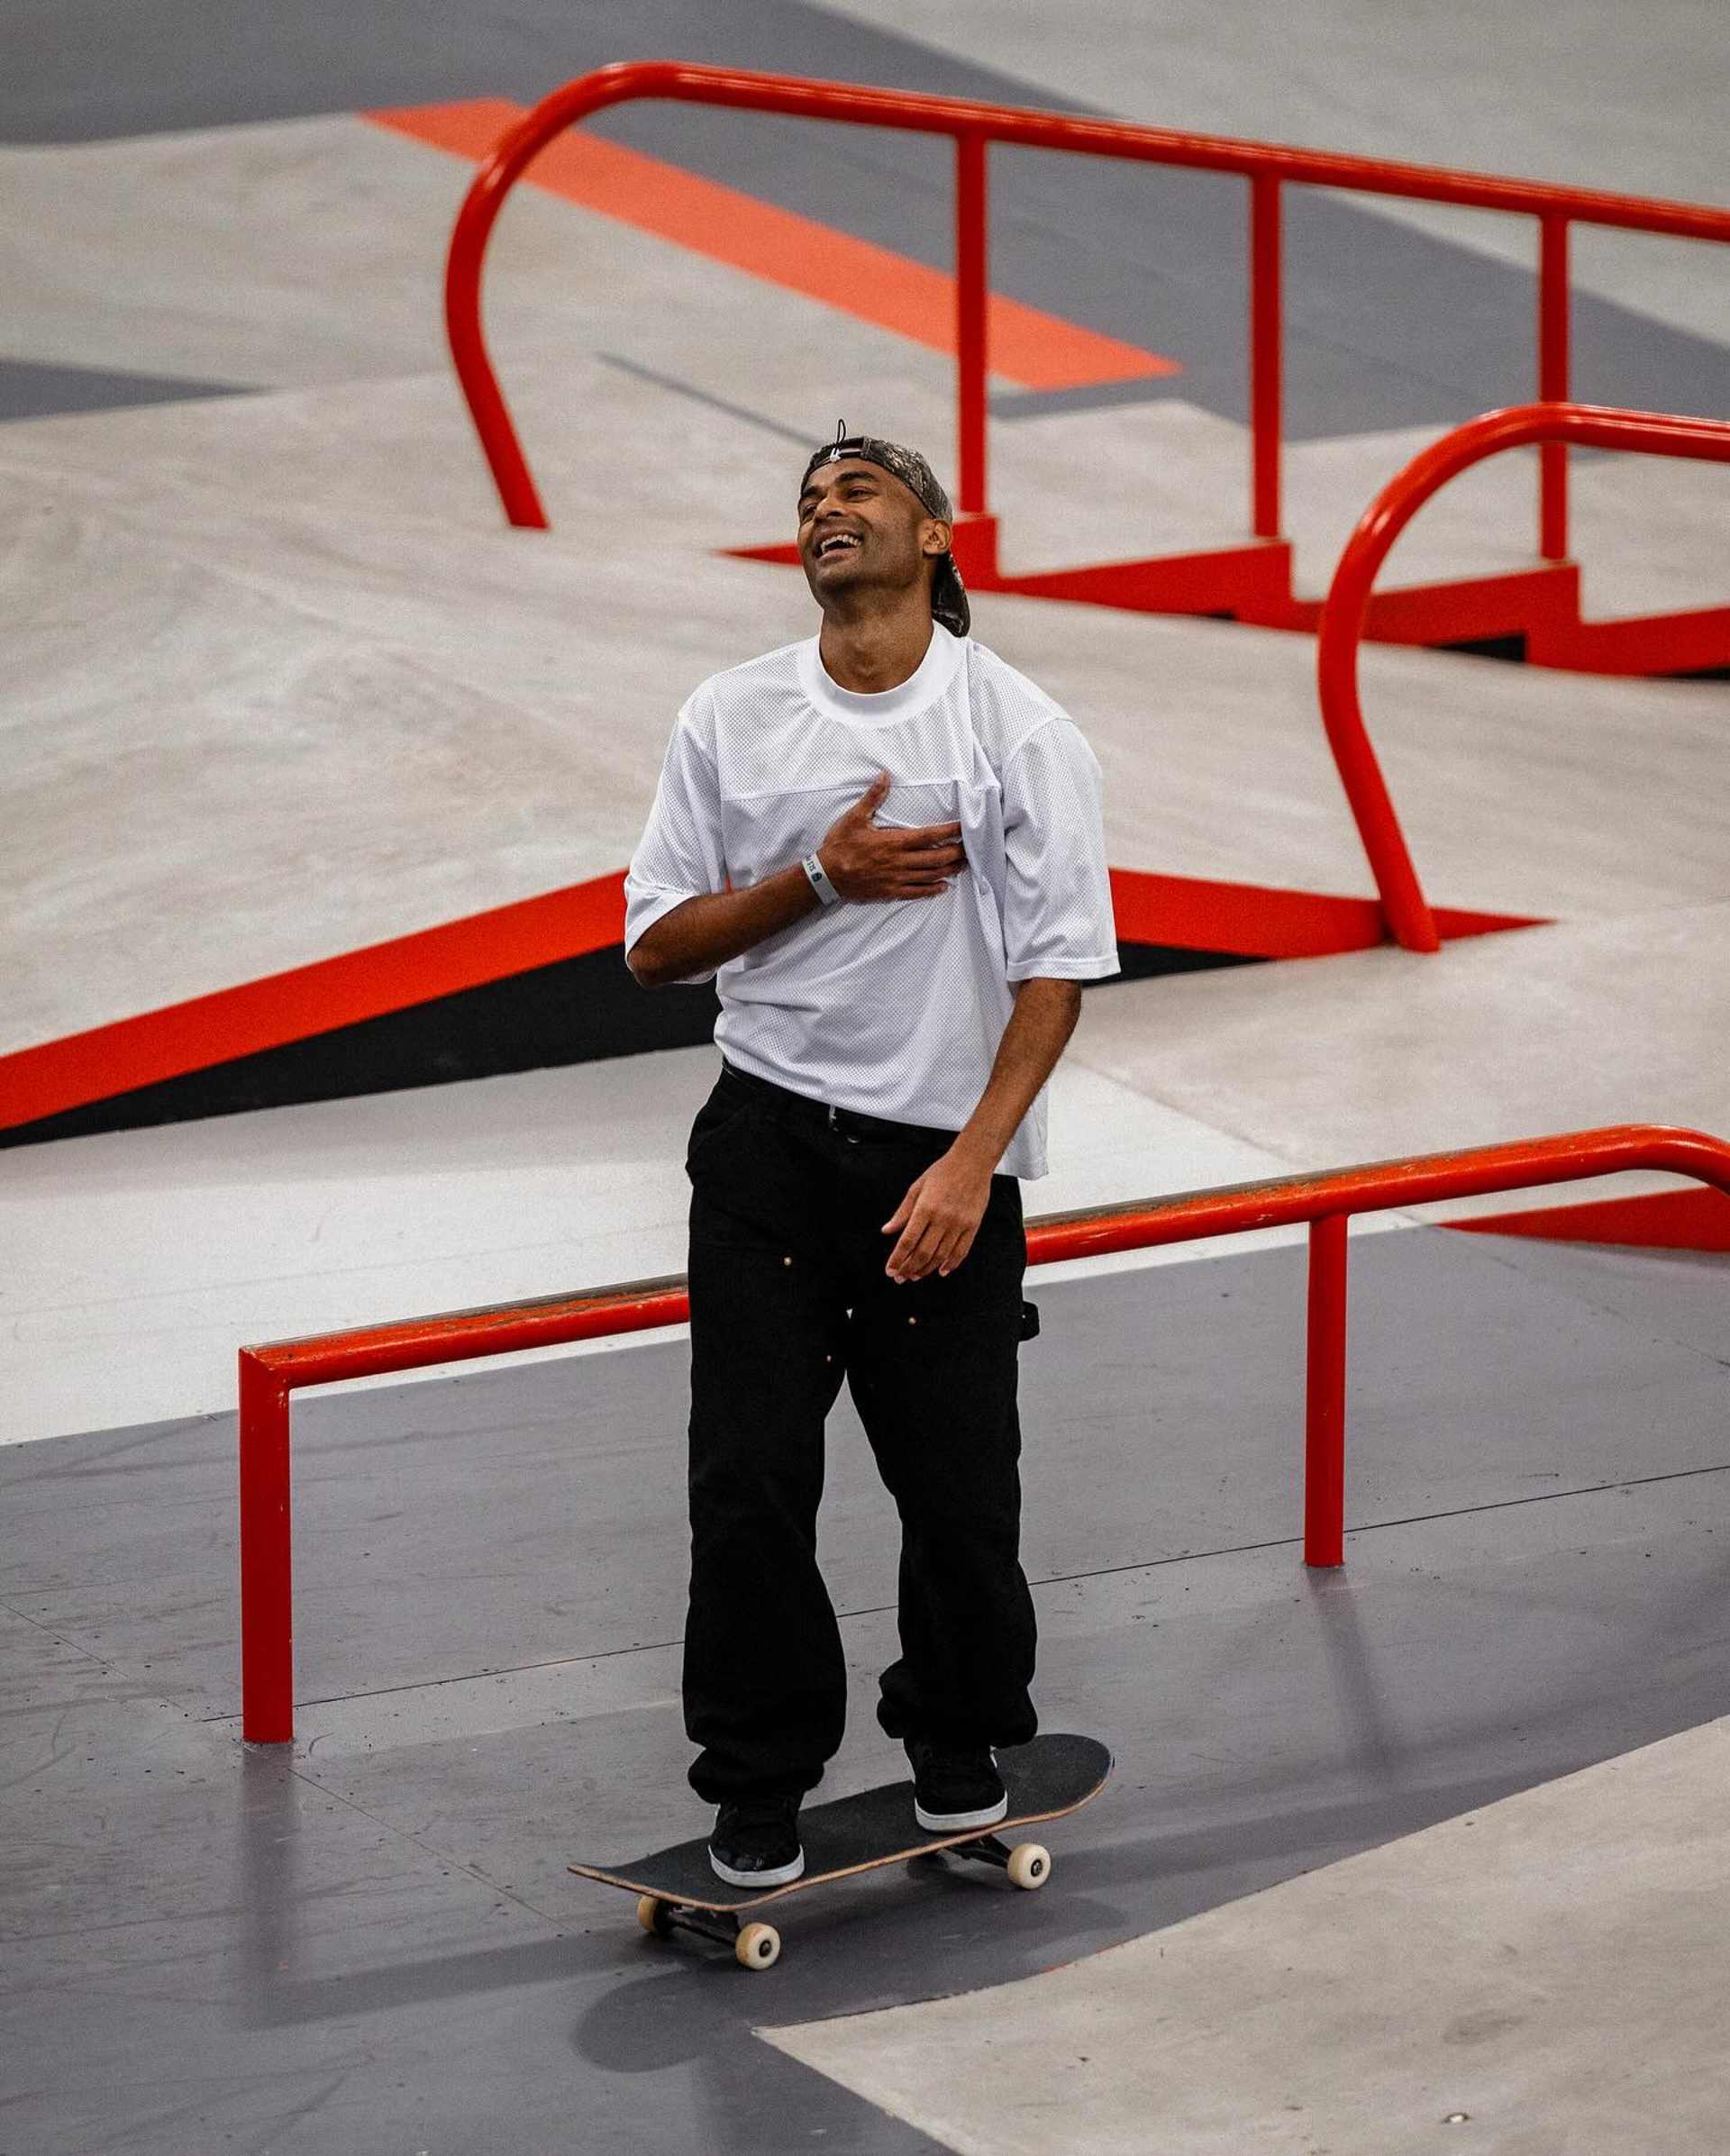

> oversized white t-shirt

[{"left": 623, "top": 622, "right": 1119, "bottom": 1178}]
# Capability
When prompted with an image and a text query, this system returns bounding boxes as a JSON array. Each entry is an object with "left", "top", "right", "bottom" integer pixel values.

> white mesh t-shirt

[{"left": 623, "top": 622, "right": 1119, "bottom": 1179}]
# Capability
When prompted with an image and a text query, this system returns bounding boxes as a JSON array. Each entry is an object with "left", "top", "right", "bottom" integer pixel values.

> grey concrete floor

[{"left": 5, "top": 1224, "right": 1729, "bottom": 2152}]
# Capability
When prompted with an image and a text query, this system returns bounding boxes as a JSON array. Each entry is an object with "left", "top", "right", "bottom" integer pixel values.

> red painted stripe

[
  {"left": 1107, "top": 870, "right": 1536, "bottom": 960},
  {"left": 1448, "top": 1187, "right": 1730, "bottom": 1253},
  {"left": 0, "top": 869, "right": 1534, "bottom": 1133},
  {"left": 366, "top": 98, "right": 1179, "bottom": 393},
  {"left": 0, "top": 874, "right": 627, "bottom": 1134}
]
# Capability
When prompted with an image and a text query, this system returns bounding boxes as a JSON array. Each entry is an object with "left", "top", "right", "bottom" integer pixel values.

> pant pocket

[{"left": 684, "top": 1086, "right": 756, "bottom": 1178}]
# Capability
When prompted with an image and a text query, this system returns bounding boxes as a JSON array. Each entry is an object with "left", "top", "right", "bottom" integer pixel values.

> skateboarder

[{"left": 624, "top": 425, "right": 1119, "bottom": 1887}]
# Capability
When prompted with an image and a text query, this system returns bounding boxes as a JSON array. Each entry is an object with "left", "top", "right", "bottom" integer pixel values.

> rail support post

[
  {"left": 1304, "top": 1213, "right": 1348, "bottom": 1567},
  {"left": 1537, "top": 214, "right": 1571, "bottom": 560},
  {"left": 954, "top": 131, "right": 989, "bottom": 518},
  {"left": 239, "top": 1351, "right": 296, "bottom": 1743},
  {"left": 1249, "top": 173, "right": 1283, "bottom": 540}
]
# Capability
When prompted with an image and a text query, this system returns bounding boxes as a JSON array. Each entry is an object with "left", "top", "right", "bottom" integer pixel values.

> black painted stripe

[{"left": 0, "top": 941, "right": 1250, "bottom": 1150}]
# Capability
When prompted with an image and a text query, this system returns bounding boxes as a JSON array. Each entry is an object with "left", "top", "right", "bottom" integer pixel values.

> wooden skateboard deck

[{"left": 569, "top": 1733, "right": 1111, "bottom": 1969}]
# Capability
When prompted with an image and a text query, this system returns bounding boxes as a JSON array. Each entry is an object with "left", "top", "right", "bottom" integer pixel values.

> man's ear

[{"left": 923, "top": 517, "right": 952, "bottom": 558}]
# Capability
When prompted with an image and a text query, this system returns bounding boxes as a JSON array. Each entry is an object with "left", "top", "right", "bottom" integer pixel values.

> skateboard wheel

[
  {"left": 736, "top": 1922, "right": 781, "bottom": 1970},
  {"left": 1006, "top": 1842, "right": 1050, "bottom": 1891},
  {"left": 636, "top": 1896, "right": 672, "bottom": 1936}
]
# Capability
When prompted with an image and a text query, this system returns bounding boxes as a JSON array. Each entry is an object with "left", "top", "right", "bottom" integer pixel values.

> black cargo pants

[{"left": 683, "top": 1056, "right": 1039, "bottom": 1803}]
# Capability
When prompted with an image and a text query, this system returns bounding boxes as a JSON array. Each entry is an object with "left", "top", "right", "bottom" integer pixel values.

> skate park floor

[{"left": 5, "top": 1220, "right": 1729, "bottom": 2153}]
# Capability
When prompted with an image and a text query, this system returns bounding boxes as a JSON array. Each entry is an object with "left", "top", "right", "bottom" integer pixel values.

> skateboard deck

[{"left": 569, "top": 1733, "right": 1111, "bottom": 1969}]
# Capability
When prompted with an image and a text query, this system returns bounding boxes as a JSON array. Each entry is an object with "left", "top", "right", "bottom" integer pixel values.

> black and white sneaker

[
  {"left": 708, "top": 1793, "right": 805, "bottom": 1888},
  {"left": 906, "top": 1740, "right": 1008, "bottom": 1833}
]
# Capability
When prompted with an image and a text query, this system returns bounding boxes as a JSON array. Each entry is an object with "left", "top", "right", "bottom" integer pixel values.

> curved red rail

[
  {"left": 443, "top": 59, "right": 1730, "bottom": 539},
  {"left": 240, "top": 1119, "right": 1730, "bottom": 1740},
  {"left": 1316, "top": 404, "right": 1730, "bottom": 952}
]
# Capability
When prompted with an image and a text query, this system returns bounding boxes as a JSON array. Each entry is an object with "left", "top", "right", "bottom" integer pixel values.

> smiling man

[{"left": 624, "top": 425, "right": 1119, "bottom": 1888}]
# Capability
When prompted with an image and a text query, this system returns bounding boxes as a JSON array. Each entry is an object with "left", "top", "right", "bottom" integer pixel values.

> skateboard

[{"left": 569, "top": 1732, "right": 1111, "bottom": 1970}]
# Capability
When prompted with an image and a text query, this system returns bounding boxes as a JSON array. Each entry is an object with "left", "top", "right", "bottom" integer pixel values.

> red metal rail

[
  {"left": 1316, "top": 404, "right": 1730, "bottom": 953},
  {"left": 239, "top": 1120, "right": 1730, "bottom": 1742},
  {"left": 445, "top": 59, "right": 1730, "bottom": 563}
]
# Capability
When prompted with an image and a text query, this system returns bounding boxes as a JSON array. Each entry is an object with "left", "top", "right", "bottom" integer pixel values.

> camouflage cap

[{"left": 799, "top": 423, "right": 970, "bottom": 638}]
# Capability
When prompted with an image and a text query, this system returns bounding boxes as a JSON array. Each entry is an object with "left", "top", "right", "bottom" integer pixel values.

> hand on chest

[{"left": 719, "top": 714, "right": 996, "bottom": 885}]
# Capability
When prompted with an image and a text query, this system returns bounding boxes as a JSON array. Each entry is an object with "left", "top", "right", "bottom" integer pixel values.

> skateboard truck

[
  {"left": 636, "top": 1897, "right": 786, "bottom": 1970},
  {"left": 632, "top": 1832, "right": 1052, "bottom": 1971}
]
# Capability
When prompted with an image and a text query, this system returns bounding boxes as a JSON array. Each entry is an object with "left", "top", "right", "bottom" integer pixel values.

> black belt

[{"left": 718, "top": 1057, "right": 956, "bottom": 1146}]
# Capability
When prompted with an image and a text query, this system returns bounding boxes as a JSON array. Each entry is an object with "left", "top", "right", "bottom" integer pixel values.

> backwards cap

[{"left": 799, "top": 423, "right": 970, "bottom": 639}]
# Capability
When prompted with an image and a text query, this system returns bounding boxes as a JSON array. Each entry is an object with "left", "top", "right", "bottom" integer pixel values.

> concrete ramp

[{"left": 765, "top": 1714, "right": 1730, "bottom": 2154}]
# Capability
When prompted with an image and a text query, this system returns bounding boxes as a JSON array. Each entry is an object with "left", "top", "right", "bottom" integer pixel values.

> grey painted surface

[
  {"left": 0, "top": 355, "right": 251, "bottom": 423},
  {"left": 9, "top": 1225, "right": 1730, "bottom": 1717},
  {"left": 4, "top": 1226, "right": 1730, "bottom": 2151},
  {"left": 1456, "top": 1232, "right": 1730, "bottom": 1367},
  {"left": 5, "top": 0, "right": 1724, "bottom": 433}
]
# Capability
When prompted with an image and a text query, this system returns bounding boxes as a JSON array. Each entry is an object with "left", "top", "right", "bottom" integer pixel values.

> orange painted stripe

[
  {"left": 367, "top": 97, "right": 1179, "bottom": 392},
  {"left": 0, "top": 869, "right": 1533, "bottom": 1135},
  {"left": 1448, "top": 1187, "right": 1730, "bottom": 1254}
]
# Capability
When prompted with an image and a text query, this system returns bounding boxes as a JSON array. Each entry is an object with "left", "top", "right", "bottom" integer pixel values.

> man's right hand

[
  {"left": 816, "top": 771, "right": 969, "bottom": 903},
  {"left": 628, "top": 773, "right": 967, "bottom": 987}
]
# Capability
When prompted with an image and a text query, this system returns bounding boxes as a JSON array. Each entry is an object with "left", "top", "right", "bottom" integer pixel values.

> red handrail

[
  {"left": 239, "top": 1119, "right": 1730, "bottom": 1741},
  {"left": 1316, "top": 404, "right": 1730, "bottom": 952},
  {"left": 444, "top": 59, "right": 1730, "bottom": 552}
]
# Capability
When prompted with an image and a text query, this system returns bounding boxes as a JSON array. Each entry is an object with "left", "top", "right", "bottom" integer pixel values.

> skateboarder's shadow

[{"left": 569, "top": 1921, "right": 954, "bottom": 2149}]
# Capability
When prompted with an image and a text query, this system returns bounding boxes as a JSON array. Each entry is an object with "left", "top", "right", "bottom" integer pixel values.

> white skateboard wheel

[
  {"left": 736, "top": 1922, "right": 782, "bottom": 1970},
  {"left": 1006, "top": 1842, "right": 1051, "bottom": 1890}
]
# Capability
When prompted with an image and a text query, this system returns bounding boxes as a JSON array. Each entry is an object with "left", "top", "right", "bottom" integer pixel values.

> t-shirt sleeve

[
  {"left": 624, "top": 704, "right": 726, "bottom": 986},
  {"left": 999, "top": 716, "right": 1121, "bottom": 984}
]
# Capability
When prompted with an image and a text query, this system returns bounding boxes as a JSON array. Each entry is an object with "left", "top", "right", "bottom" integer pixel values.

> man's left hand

[{"left": 882, "top": 1147, "right": 995, "bottom": 1281}]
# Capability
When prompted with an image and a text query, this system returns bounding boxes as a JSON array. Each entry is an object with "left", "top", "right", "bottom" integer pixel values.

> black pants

[{"left": 683, "top": 1058, "right": 1039, "bottom": 1803}]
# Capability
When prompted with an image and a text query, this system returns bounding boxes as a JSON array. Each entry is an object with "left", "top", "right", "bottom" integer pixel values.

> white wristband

[{"left": 802, "top": 851, "right": 842, "bottom": 907}]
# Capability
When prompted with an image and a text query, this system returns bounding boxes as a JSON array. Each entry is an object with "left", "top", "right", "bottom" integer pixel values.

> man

[{"left": 624, "top": 426, "right": 1118, "bottom": 1887}]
